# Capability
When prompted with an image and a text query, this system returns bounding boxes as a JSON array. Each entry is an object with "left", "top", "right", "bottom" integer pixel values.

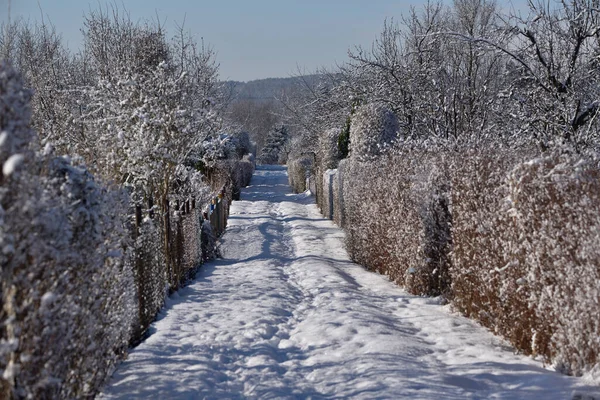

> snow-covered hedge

[
  {"left": 340, "top": 149, "right": 451, "bottom": 296},
  {"left": 507, "top": 154, "right": 600, "bottom": 376},
  {"left": 0, "top": 59, "right": 252, "bottom": 398},
  {"left": 0, "top": 62, "right": 136, "bottom": 399},
  {"left": 451, "top": 148, "right": 600, "bottom": 376},
  {"left": 231, "top": 157, "right": 255, "bottom": 200},
  {"left": 132, "top": 157, "right": 251, "bottom": 337},
  {"left": 319, "top": 128, "right": 341, "bottom": 170},
  {"left": 288, "top": 155, "right": 314, "bottom": 194},
  {"left": 349, "top": 103, "right": 398, "bottom": 159},
  {"left": 322, "top": 132, "right": 600, "bottom": 376},
  {"left": 449, "top": 145, "right": 538, "bottom": 356},
  {"left": 331, "top": 160, "right": 346, "bottom": 226}
]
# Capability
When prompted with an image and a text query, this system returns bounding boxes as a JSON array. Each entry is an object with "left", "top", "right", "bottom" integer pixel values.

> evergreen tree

[{"left": 259, "top": 125, "right": 289, "bottom": 164}]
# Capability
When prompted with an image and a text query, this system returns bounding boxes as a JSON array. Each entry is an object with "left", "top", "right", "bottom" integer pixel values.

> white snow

[
  {"left": 2, "top": 153, "right": 24, "bottom": 177},
  {"left": 99, "top": 165, "right": 599, "bottom": 400},
  {"left": 0, "top": 131, "right": 8, "bottom": 149},
  {"left": 40, "top": 292, "right": 57, "bottom": 310}
]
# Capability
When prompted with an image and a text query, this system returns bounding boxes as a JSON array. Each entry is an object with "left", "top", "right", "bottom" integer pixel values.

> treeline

[
  {"left": 0, "top": 7, "right": 253, "bottom": 399},
  {"left": 285, "top": 0, "right": 600, "bottom": 378}
]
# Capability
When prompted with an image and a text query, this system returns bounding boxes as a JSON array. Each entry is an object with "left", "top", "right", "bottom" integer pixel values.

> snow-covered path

[{"left": 100, "top": 165, "right": 597, "bottom": 400}]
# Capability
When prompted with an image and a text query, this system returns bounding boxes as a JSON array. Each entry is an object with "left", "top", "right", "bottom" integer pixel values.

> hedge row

[
  {"left": 0, "top": 62, "right": 254, "bottom": 399},
  {"left": 310, "top": 143, "right": 600, "bottom": 376}
]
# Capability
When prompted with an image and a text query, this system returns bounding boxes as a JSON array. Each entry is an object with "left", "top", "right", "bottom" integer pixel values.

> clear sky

[{"left": 0, "top": 0, "right": 526, "bottom": 82}]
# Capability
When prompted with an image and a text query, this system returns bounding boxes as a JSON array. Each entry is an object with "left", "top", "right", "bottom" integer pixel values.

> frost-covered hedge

[
  {"left": 451, "top": 148, "right": 600, "bottom": 376},
  {"left": 288, "top": 155, "right": 314, "bottom": 194},
  {"left": 0, "top": 61, "right": 250, "bottom": 399},
  {"left": 0, "top": 62, "right": 136, "bottom": 399},
  {"left": 231, "top": 157, "right": 255, "bottom": 200},
  {"left": 349, "top": 103, "right": 398, "bottom": 159},
  {"left": 132, "top": 157, "right": 251, "bottom": 337},
  {"left": 318, "top": 133, "right": 600, "bottom": 376},
  {"left": 340, "top": 149, "right": 451, "bottom": 296},
  {"left": 508, "top": 154, "right": 600, "bottom": 375}
]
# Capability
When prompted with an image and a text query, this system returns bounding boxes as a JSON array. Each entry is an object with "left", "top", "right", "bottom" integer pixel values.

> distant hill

[{"left": 223, "top": 75, "right": 322, "bottom": 103}]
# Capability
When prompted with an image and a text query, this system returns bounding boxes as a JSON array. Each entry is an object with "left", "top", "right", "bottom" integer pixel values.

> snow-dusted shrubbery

[
  {"left": 340, "top": 147, "right": 451, "bottom": 296},
  {"left": 349, "top": 103, "right": 398, "bottom": 159},
  {"left": 506, "top": 154, "right": 600, "bottom": 375},
  {"left": 328, "top": 138, "right": 600, "bottom": 376},
  {"left": 449, "top": 145, "right": 538, "bottom": 353},
  {"left": 319, "top": 128, "right": 341, "bottom": 170},
  {"left": 231, "top": 158, "right": 255, "bottom": 200},
  {"left": 283, "top": 0, "right": 600, "bottom": 381},
  {"left": 451, "top": 149, "right": 600, "bottom": 376},
  {"left": 0, "top": 62, "right": 136, "bottom": 399},
  {"left": 288, "top": 155, "right": 314, "bottom": 194},
  {"left": 0, "top": 6, "right": 253, "bottom": 397}
]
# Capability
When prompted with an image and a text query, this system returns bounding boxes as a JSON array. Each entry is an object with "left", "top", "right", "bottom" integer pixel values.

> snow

[
  {"left": 0, "top": 131, "right": 8, "bottom": 148},
  {"left": 40, "top": 292, "right": 57, "bottom": 310},
  {"left": 2, "top": 153, "right": 24, "bottom": 177},
  {"left": 99, "top": 165, "right": 599, "bottom": 399}
]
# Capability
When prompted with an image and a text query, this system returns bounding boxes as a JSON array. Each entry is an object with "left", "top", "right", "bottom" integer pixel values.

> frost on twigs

[{"left": 349, "top": 103, "right": 398, "bottom": 160}]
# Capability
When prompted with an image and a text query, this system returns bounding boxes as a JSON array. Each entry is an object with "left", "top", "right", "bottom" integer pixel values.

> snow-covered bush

[
  {"left": 282, "top": 0, "right": 600, "bottom": 380},
  {"left": 340, "top": 146, "right": 451, "bottom": 296},
  {"left": 319, "top": 128, "right": 341, "bottom": 170},
  {"left": 132, "top": 215, "right": 168, "bottom": 337},
  {"left": 231, "top": 131, "right": 253, "bottom": 159},
  {"left": 448, "top": 145, "right": 600, "bottom": 376},
  {"left": 288, "top": 155, "right": 314, "bottom": 194},
  {"left": 331, "top": 159, "right": 346, "bottom": 226},
  {"left": 505, "top": 153, "right": 600, "bottom": 375},
  {"left": 200, "top": 133, "right": 241, "bottom": 168},
  {"left": 449, "top": 146, "right": 536, "bottom": 351},
  {"left": 0, "top": 62, "right": 135, "bottom": 399},
  {"left": 0, "top": 6, "right": 247, "bottom": 397},
  {"left": 231, "top": 159, "right": 255, "bottom": 200},
  {"left": 349, "top": 103, "right": 398, "bottom": 159}
]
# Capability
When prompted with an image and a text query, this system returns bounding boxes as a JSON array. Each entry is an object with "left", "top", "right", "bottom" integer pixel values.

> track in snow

[{"left": 100, "top": 165, "right": 597, "bottom": 400}]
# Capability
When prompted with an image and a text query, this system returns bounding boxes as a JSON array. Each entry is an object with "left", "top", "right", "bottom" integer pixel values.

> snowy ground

[{"left": 100, "top": 165, "right": 599, "bottom": 400}]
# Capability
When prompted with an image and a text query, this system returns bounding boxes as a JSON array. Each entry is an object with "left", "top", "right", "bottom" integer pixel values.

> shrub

[
  {"left": 506, "top": 153, "right": 600, "bottom": 375},
  {"left": 0, "top": 62, "right": 136, "bottom": 398},
  {"left": 341, "top": 147, "right": 451, "bottom": 296},
  {"left": 288, "top": 155, "right": 314, "bottom": 194},
  {"left": 231, "top": 159, "right": 255, "bottom": 200},
  {"left": 349, "top": 103, "right": 398, "bottom": 159},
  {"left": 319, "top": 128, "right": 341, "bottom": 170},
  {"left": 448, "top": 146, "right": 537, "bottom": 352}
]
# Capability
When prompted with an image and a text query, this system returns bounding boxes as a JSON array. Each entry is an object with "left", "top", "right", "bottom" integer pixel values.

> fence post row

[{"left": 132, "top": 186, "right": 230, "bottom": 258}]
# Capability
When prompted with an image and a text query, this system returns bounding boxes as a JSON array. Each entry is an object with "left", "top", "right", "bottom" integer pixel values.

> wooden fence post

[
  {"left": 148, "top": 196, "right": 154, "bottom": 219},
  {"left": 215, "top": 197, "right": 223, "bottom": 236},
  {"left": 163, "top": 198, "right": 173, "bottom": 288}
]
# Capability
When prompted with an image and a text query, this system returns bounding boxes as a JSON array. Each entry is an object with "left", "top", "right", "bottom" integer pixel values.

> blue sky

[{"left": 0, "top": 0, "right": 526, "bottom": 82}]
